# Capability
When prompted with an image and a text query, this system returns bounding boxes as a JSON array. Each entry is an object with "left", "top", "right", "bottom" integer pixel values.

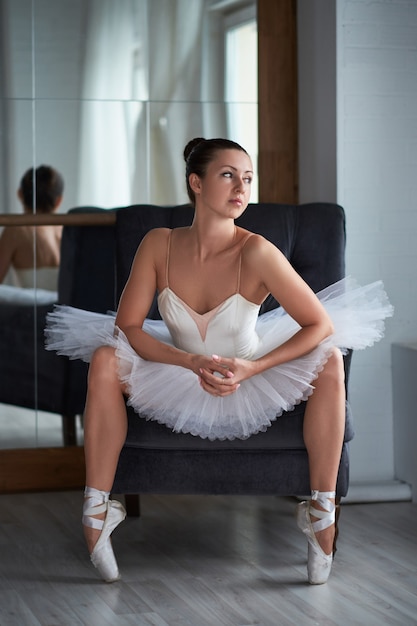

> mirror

[{"left": 0, "top": 0, "right": 257, "bottom": 449}]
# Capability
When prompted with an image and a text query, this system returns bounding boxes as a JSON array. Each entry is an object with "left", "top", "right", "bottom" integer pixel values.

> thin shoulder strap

[
  {"left": 236, "top": 233, "right": 254, "bottom": 293},
  {"left": 165, "top": 229, "right": 173, "bottom": 288}
]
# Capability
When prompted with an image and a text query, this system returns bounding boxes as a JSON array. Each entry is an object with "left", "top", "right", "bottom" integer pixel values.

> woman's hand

[{"left": 196, "top": 354, "right": 258, "bottom": 397}]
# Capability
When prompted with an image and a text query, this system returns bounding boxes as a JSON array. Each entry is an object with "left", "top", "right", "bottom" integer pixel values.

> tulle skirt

[{"left": 45, "top": 277, "right": 393, "bottom": 440}]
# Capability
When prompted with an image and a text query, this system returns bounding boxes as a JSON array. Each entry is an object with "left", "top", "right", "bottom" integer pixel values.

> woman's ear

[{"left": 189, "top": 173, "right": 202, "bottom": 196}]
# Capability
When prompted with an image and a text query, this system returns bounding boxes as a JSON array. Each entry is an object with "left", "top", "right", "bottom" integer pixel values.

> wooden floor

[{"left": 0, "top": 491, "right": 416, "bottom": 626}]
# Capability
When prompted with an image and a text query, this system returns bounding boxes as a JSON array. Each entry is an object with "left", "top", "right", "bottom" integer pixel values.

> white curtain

[
  {"left": 77, "top": 0, "right": 147, "bottom": 207},
  {"left": 146, "top": 0, "right": 205, "bottom": 204},
  {"left": 77, "top": 0, "right": 222, "bottom": 208}
]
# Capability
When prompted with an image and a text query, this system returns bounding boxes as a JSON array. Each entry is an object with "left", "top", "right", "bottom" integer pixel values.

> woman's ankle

[
  {"left": 313, "top": 524, "right": 335, "bottom": 555},
  {"left": 83, "top": 523, "right": 103, "bottom": 554},
  {"left": 308, "top": 490, "right": 336, "bottom": 555},
  {"left": 82, "top": 486, "right": 110, "bottom": 553}
]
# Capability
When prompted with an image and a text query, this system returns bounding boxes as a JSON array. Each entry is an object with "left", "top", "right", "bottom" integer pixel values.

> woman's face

[{"left": 191, "top": 149, "right": 253, "bottom": 218}]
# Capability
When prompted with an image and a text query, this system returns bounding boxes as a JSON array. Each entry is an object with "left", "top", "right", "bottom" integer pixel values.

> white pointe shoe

[
  {"left": 83, "top": 487, "right": 126, "bottom": 583},
  {"left": 296, "top": 490, "right": 336, "bottom": 585}
]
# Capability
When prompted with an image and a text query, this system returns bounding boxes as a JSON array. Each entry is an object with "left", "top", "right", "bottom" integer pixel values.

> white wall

[
  {"left": 337, "top": 0, "right": 417, "bottom": 486},
  {"left": 299, "top": 0, "right": 417, "bottom": 493},
  {"left": 298, "top": 0, "right": 337, "bottom": 203}
]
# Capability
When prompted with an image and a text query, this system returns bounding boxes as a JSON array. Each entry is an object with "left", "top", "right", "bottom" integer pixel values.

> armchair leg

[
  {"left": 62, "top": 415, "right": 77, "bottom": 446},
  {"left": 124, "top": 494, "right": 141, "bottom": 517},
  {"left": 333, "top": 497, "right": 341, "bottom": 557}
]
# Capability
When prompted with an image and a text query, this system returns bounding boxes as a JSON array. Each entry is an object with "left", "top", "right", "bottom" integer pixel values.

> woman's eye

[{"left": 221, "top": 172, "right": 252, "bottom": 184}]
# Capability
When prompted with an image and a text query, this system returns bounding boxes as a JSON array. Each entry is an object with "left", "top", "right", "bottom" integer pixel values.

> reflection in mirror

[
  {"left": 2, "top": 0, "right": 257, "bottom": 210},
  {"left": 0, "top": 165, "right": 63, "bottom": 287},
  {"left": 0, "top": 0, "right": 257, "bottom": 450}
]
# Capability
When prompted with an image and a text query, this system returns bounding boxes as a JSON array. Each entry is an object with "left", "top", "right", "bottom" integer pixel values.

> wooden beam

[
  {"left": 0, "top": 212, "right": 116, "bottom": 227},
  {"left": 0, "top": 447, "right": 85, "bottom": 493},
  {"left": 257, "top": 0, "right": 298, "bottom": 203}
]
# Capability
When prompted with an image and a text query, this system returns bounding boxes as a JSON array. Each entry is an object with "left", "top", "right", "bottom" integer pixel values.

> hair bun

[{"left": 183, "top": 137, "right": 205, "bottom": 162}]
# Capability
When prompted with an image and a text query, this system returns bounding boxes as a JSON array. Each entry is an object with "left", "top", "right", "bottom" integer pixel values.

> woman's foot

[
  {"left": 83, "top": 487, "right": 126, "bottom": 582},
  {"left": 296, "top": 490, "right": 336, "bottom": 585}
]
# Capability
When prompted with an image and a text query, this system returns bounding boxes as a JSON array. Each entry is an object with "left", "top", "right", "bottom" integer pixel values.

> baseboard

[{"left": 343, "top": 480, "right": 412, "bottom": 503}]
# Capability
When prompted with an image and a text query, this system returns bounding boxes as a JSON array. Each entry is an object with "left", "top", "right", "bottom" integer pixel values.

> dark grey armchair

[{"left": 110, "top": 202, "right": 354, "bottom": 539}]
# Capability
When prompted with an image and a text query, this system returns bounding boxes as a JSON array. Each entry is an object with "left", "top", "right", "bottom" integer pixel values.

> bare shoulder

[
  {"left": 135, "top": 227, "right": 170, "bottom": 256},
  {"left": 240, "top": 230, "right": 292, "bottom": 292},
  {"left": 0, "top": 225, "right": 30, "bottom": 249},
  {"left": 142, "top": 225, "right": 192, "bottom": 249},
  {"left": 240, "top": 230, "right": 284, "bottom": 261},
  {"left": 141, "top": 227, "right": 171, "bottom": 246}
]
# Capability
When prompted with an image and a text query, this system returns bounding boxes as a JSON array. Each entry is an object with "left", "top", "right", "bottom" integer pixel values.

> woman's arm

[
  {"left": 199, "top": 235, "right": 334, "bottom": 394},
  {"left": 250, "top": 235, "right": 334, "bottom": 372},
  {"left": 116, "top": 229, "right": 189, "bottom": 367}
]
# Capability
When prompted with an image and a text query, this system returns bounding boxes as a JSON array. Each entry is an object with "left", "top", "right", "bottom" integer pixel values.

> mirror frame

[{"left": 0, "top": 0, "right": 297, "bottom": 493}]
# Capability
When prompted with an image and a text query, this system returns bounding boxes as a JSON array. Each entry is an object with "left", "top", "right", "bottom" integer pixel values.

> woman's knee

[
  {"left": 318, "top": 347, "right": 345, "bottom": 390},
  {"left": 88, "top": 346, "right": 119, "bottom": 385}
]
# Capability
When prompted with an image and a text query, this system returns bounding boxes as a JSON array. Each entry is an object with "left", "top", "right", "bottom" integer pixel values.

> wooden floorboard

[{"left": 0, "top": 492, "right": 416, "bottom": 625}]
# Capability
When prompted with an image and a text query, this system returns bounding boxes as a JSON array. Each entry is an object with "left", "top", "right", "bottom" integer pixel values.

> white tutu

[{"left": 45, "top": 277, "right": 393, "bottom": 440}]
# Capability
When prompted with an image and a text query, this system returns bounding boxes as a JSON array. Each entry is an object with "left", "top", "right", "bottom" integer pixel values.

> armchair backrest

[
  {"left": 58, "top": 207, "right": 117, "bottom": 313},
  {"left": 57, "top": 207, "right": 117, "bottom": 415}
]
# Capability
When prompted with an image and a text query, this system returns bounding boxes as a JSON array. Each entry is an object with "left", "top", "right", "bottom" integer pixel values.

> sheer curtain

[
  {"left": 145, "top": 0, "right": 207, "bottom": 204},
  {"left": 77, "top": 0, "right": 146, "bottom": 207},
  {"left": 77, "top": 0, "right": 218, "bottom": 207}
]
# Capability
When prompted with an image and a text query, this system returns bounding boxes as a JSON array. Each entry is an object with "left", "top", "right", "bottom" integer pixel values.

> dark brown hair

[
  {"left": 184, "top": 137, "right": 248, "bottom": 205},
  {"left": 19, "top": 165, "right": 64, "bottom": 214}
]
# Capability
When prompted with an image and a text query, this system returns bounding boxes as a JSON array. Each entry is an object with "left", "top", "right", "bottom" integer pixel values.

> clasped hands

[{"left": 195, "top": 353, "right": 255, "bottom": 397}]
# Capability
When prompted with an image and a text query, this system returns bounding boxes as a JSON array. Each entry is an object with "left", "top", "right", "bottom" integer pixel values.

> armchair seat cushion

[{"left": 124, "top": 401, "right": 354, "bottom": 451}]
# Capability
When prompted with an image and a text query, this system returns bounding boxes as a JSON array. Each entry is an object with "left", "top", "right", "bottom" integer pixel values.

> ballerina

[{"left": 46, "top": 137, "right": 393, "bottom": 584}]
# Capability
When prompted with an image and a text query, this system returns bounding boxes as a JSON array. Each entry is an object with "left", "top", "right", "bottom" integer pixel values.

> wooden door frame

[{"left": 258, "top": 0, "right": 298, "bottom": 203}]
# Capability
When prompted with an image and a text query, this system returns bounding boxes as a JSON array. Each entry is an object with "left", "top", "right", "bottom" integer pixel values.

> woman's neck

[{"left": 189, "top": 219, "right": 238, "bottom": 259}]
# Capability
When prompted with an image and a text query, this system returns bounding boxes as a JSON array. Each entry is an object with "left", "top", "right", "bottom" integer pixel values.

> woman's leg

[
  {"left": 82, "top": 345, "right": 128, "bottom": 554},
  {"left": 302, "top": 347, "right": 346, "bottom": 555}
]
